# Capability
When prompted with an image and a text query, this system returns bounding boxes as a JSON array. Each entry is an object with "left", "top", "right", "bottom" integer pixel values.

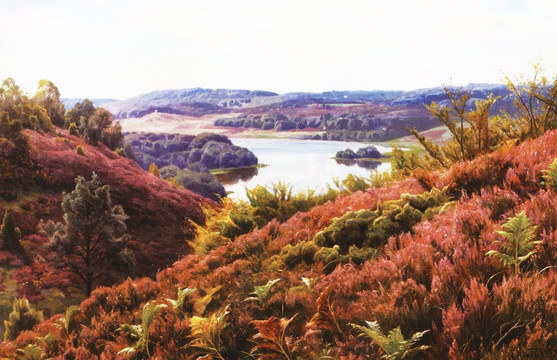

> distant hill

[{"left": 99, "top": 84, "right": 515, "bottom": 119}]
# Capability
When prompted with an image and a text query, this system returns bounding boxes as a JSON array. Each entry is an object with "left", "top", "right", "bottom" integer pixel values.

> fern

[
  {"left": 15, "top": 344, "right": 46, "bottom": 360},
  {"left": 167, "top": 287, "right": 196, "bottom": 315},
  {"left": 118, "top": 300, "right": 168, "bottom": 357},
  {"left": 251, "top": 314, "right": 297, "bottom": 360},
  {"left": 246, "top": 278, "right": 281, "bottom": 303},
  {"left": 486, "top": 210, "right": 540, "bottom": 274},
  {"left": 542, "top": 158, "right": 557, "bottom": 188},
  {"left": 188, "top": 305, "right": 229, "bottom": 360},
  {"left": 54, "top": 305, "right": 82, "bottom": 336},
  {"left": 195, "top": 285, "right": 222, "bottom": 315},
  {"left": 350, "top": 320, "right": 430, "bottom": 360}
]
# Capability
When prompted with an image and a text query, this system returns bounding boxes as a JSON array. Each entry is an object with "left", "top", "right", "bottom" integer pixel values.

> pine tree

[{"left": 42, "top": 173, "right": 135, "bottom": 296}]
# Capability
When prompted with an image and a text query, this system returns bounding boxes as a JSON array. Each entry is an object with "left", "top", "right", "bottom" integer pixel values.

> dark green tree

[
  {"left": 0, "top": 211, "right": 24, "bottom": 253},
  {"left": 42, "top": 173, "right": 135, "bottom": 296}
]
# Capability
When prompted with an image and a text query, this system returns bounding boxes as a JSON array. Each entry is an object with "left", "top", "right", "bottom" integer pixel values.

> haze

[{"left": 1, "top": 0, "right": 556, "bottom": 99}]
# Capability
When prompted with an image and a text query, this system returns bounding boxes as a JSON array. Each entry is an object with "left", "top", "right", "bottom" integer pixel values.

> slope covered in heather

[
  {"left": 3, "top": 128, "right": 556, "bottom": 359},
  {"left": 0, "top": 127, "right": 212, "bottom": 319}
]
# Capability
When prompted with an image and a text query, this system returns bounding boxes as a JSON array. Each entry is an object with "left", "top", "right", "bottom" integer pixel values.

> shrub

[
  {"left": 75, "top": 145, "right": 84, "bottom": 156},
  {"left": 0, "top": 211, "right": 23, "bottom": 253},
  {"left": 68, "top": 122, "right": 79, "bottom": 136},
  {"left": 3, "top": 298, "right": 44, "bottom": 341}
]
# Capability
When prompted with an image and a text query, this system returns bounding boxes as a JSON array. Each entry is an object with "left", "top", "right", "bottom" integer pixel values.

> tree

[
  {"left": 504, "top": 63, "right": 557, "bottom": 139},
  {"left": 0, "top": 211, "right": 24, "bottom": 253},
  {"left": 32, "top": 79, "right": 66, "bottom": 128},
  {"left": 1, "top": 77, "right": 53, "bottom": 133},
  {"left": 42, "top": 173, "right": 135, "bottom": 296},
  {"left": 408, "top": 87, "right": 498, "bottom": 169},
  {"left": 82, "top": 107, "right": 114, "bottom": 145},
  {"left": 65, "top": 99, "right": 95, "bottom": 129}
]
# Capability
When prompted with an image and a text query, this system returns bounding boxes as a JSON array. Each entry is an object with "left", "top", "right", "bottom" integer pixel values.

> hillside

[
  {"left": 0, "top": 128, "right": 212, "bottom": 312},
  {"left": 2, "top": 128, "right": 555, "bottom": 359}
]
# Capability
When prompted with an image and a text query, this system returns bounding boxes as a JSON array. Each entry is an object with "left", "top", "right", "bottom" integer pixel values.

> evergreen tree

[{"left": 42, "top": 173, "right": 135, "bottom": 296}]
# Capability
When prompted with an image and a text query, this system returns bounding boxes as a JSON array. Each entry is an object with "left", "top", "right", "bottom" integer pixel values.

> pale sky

[{"left": 1, "top": 0, "right": 556, "bottom": 99}]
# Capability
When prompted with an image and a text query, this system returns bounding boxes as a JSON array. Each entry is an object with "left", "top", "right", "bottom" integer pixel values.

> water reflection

[
  {"left": 214, "top": 167, "right": 258, "bottom": 185},
  {"left": 334, "top": 158, "right": 382, "bottom": 170},
  {"left": 225, "top": 138, "right": 393, "bottom": 200}
]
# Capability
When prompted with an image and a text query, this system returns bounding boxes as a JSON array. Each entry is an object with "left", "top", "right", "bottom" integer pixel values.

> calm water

[{"left": 216, "top": 138, "right": 392, "bottom": 200}]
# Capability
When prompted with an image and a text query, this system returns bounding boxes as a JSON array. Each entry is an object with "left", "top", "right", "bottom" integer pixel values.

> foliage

[
  {"left": 54, "top": 305, "right": 82, "bottom": 336},
  {"left": 314, "top": 187, "right": 452, "bottom": 252},
  {"left": 188, "top": 305, "right": 229, "bottom": 360},
  {"left": 65, "top": 99, "right": 123, "bottom": 149},
  {"left": 2, "top": 92, "right": 557, "bottom": 359},
  {"left": 32, "top": 79, "right": 65, "bottom": 128},
  {"left": 504, "top": 63, "right": 557, "bottom": 139},
  {"left": 42, "top": 173, "right": 134, "bottom": 296},
  {"left": 247, "top": 278, "right": 281, "bottom": 303},
  {"left": 65, "top": 99, "right": 95, "bottom": 129},
  {"left": 15, "top": 344, "right": 46, "bottom": 360},
  {"left": 1, "top": 78, "right": 54, "bottom": 134},
  {"left": 4, "top": 298, "right": 44, "bottom": 341},
  {"left": 350, "top": 320, "right": 430, "bottom": 360},
  {"left": 251, "top": 314, "right": 297, "bottom": 360},
  {"left": 148, "top": 162, "right": 160, "bottom": 178},
  {"left": 118, "top": 300, "right": 168, "bottom": 358},
  {"left": 487, "top": 210, "right": 540, "bottom": 274},
  {"left": 75, "top": 145, "right": 84, "bottom": 156},
  {"left": 167, "top": 287, "right": 196, "bottom": 315},
  {"left": 408, "top": 88, "right": 499, "bottom": 169},
  {"left": 542, "top": 158, "right": 557, "bottom": 188},
  {"left": 1, "top": 211, "right": 24, "bottom": 253},
  {"left": 246, "top": 181, "right": 337, "bottom": 227},
  {"left": 68, "top": 122, "right": 79, "bottom": 136},
  {"left": 188, "top": 198, "right": 254, "bottom": 255}
]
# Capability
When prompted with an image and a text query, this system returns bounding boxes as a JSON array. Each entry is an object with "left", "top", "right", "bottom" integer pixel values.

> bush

[{"left": 3, "top": 298, "right": 44, "bottom": 341}]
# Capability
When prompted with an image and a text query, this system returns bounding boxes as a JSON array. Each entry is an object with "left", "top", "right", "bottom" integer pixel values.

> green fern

[
  {"left": 350, "top": 321, "right": 430, "bottom": 360},
  {"left": 542, "top": 158, "right": 557, "bottom": 188},
  {"left": 487, "top": 210, "right": 540, "bottom": 274},
  {"left": 167, "top": 287, "right": 197, "bottom": 315},
  {"left": 15, "top": 344, "right": 46, "bottom": 360},
  {"left": 54, "top": 305, "right": 81, "bottom": 336},
  {"left": 118, "top": 300, "right": 168, "bottom": 357},
  {"left": 246, "top": 278, "right": 281, "bottom": 303},
  {"left": 188, "top": 305, "right": 229, "bottom": 360}
]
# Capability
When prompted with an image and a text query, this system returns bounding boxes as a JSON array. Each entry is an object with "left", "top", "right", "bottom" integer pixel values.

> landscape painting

[{"left": 0, "top": 1, "right": 556, "bottom": 359}]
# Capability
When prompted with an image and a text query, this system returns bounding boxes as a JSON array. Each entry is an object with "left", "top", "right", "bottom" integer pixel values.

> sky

[{"left": 1, "top": 0, "right": 556, "bottom": 100}]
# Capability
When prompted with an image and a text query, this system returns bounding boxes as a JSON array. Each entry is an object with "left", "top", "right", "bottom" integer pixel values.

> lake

[{"left": 215, "top": 138, "right": 392, "bottom": 200}]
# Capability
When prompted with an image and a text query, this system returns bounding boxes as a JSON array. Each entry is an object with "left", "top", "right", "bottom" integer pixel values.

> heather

[{"left": 1, "top": 75, "right": 556, "bottom": 358}]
